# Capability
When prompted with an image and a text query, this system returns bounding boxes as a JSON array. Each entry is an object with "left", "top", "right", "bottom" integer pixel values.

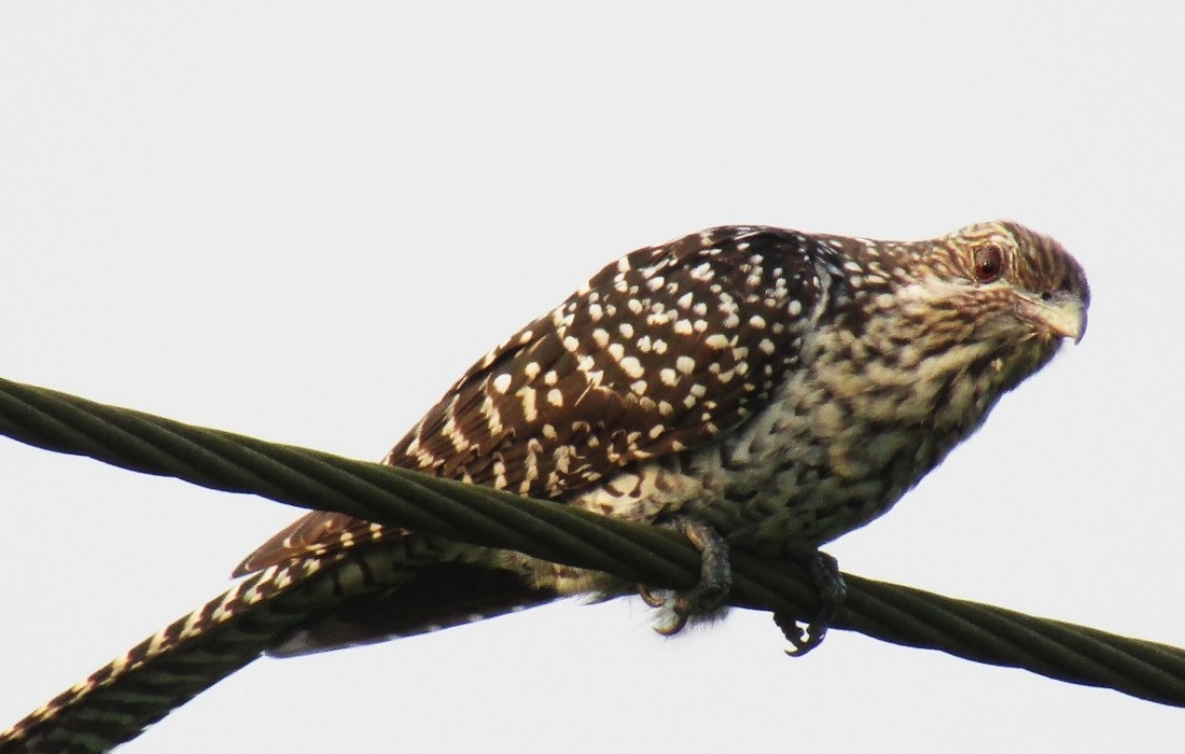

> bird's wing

[{"left": 235, "top": 226, "right": 831, "bottom": 575}]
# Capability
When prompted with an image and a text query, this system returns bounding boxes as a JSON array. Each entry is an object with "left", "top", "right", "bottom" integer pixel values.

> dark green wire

[{"left": 1, "top": 374, "right": 1183, "bottom": 752}]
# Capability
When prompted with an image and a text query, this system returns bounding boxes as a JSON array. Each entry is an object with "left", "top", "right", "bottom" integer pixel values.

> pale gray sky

[{"left": 2, "top": 3, "right": 1183, "bottom": 752}]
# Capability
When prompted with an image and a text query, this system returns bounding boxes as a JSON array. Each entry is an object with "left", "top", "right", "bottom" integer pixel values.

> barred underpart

[{"left": 1, "top": 221, "right": 1089, "bottom": 751}]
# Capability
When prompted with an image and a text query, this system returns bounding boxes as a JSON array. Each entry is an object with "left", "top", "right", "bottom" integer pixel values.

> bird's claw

[
  {"left": 637, "top": 584, "right": 667, "bottom": 609},
  {"left": 652, "top": 609, "right": 688, "bottom": 636},
  {"left": 639, "top": 516, "right": 732, "bottom": 635},
  {"left": 773, "top": 550, "right": 846, "bottom": 657}
]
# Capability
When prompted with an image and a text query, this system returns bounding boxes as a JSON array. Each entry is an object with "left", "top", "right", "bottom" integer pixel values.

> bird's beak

[{"left": 1020, "top": 291, "right": 1088, "bottom": 343}]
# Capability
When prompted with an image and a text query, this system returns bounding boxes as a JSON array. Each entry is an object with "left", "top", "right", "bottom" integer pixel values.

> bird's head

[
  {"left": 837, "top": 221, "right": 1090, "bottom": 431},
  {"left": 942, "top": 220, "right": 1089, "bottom": 342},
  {"left": 889, "top": 221, "right": 1090, "bottom": 378}
]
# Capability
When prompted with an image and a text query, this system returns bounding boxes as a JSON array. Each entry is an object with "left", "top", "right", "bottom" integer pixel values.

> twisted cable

[{"left": 1, "top": 376, "right": 1183, "bottom": 751}]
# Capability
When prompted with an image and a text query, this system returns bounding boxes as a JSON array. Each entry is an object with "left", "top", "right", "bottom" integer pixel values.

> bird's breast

[{"left": 682, "top": 365, "right": 939, "bottom": 554}]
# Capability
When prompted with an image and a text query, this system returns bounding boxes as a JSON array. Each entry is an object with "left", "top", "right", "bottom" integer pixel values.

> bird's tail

[
  {"left": 0, "top": 531, "right": 497, "bottom": 753},
  {"left": 269, "top": 560, "right": 560, "bottom": 656}
]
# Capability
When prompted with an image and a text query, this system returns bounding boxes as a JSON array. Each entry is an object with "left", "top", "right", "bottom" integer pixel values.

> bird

[
  {"left": 0, "top": 220, "right": 1089, "bottom": 751},
  {"left": 236, "top": 219, "right": 1089, "bottom": 653}
]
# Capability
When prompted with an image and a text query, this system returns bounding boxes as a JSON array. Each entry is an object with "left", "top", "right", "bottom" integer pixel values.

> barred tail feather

[
  {"left": 270, "top": 561, "right": 560, "bottom": 656},
  {"left": 0, "top": 533, "right": 460, "bottom": 753}
]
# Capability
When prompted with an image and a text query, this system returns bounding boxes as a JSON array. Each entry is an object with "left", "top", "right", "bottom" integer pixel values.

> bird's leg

[
  {"left": 772, "top": 550, "right": 847, "bottom": 656},
  {"left": 641, "top": 516, "right": 732, "bottom": 635}
]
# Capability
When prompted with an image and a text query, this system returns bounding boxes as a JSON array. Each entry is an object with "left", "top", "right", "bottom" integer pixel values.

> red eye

[{"left": 974, "top": 244, "right": 1004, "bottom": 282}]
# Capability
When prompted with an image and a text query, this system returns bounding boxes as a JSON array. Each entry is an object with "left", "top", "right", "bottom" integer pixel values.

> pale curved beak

[{"left": 1022, "top": 291, "right": 1088, "bottom": 343}]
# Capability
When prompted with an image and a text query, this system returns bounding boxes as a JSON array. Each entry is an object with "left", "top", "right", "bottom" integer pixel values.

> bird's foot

[
  {"left": 639, "top": 516, "right": 732, "bottom": 635},
  {"left": 772, "top": 550, "right": 846, "bottom": 656}
]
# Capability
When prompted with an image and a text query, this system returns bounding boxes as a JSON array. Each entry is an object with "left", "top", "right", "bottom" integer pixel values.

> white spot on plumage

[
  {"left": 620, "top": 356, "right": 644, "bottom": 379},
  {"left": 480, "top": 395, "right": 503, "bottom": 434},
  {"left": 439, "top": 414, "right": 467, "bottom": 452},
  {"left": 521, "top": 387, "right": 538, "bottom": 422}
]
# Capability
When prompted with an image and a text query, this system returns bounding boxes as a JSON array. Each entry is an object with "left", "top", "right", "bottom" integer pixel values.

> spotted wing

[{"left": 235, "top": 226, "right": 832, "bottom": 575}]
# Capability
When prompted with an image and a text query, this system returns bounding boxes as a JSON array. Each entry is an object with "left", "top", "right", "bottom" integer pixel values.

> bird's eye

[{"left": 973, "top": 244, "right": 1004, "bottom": 283}]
